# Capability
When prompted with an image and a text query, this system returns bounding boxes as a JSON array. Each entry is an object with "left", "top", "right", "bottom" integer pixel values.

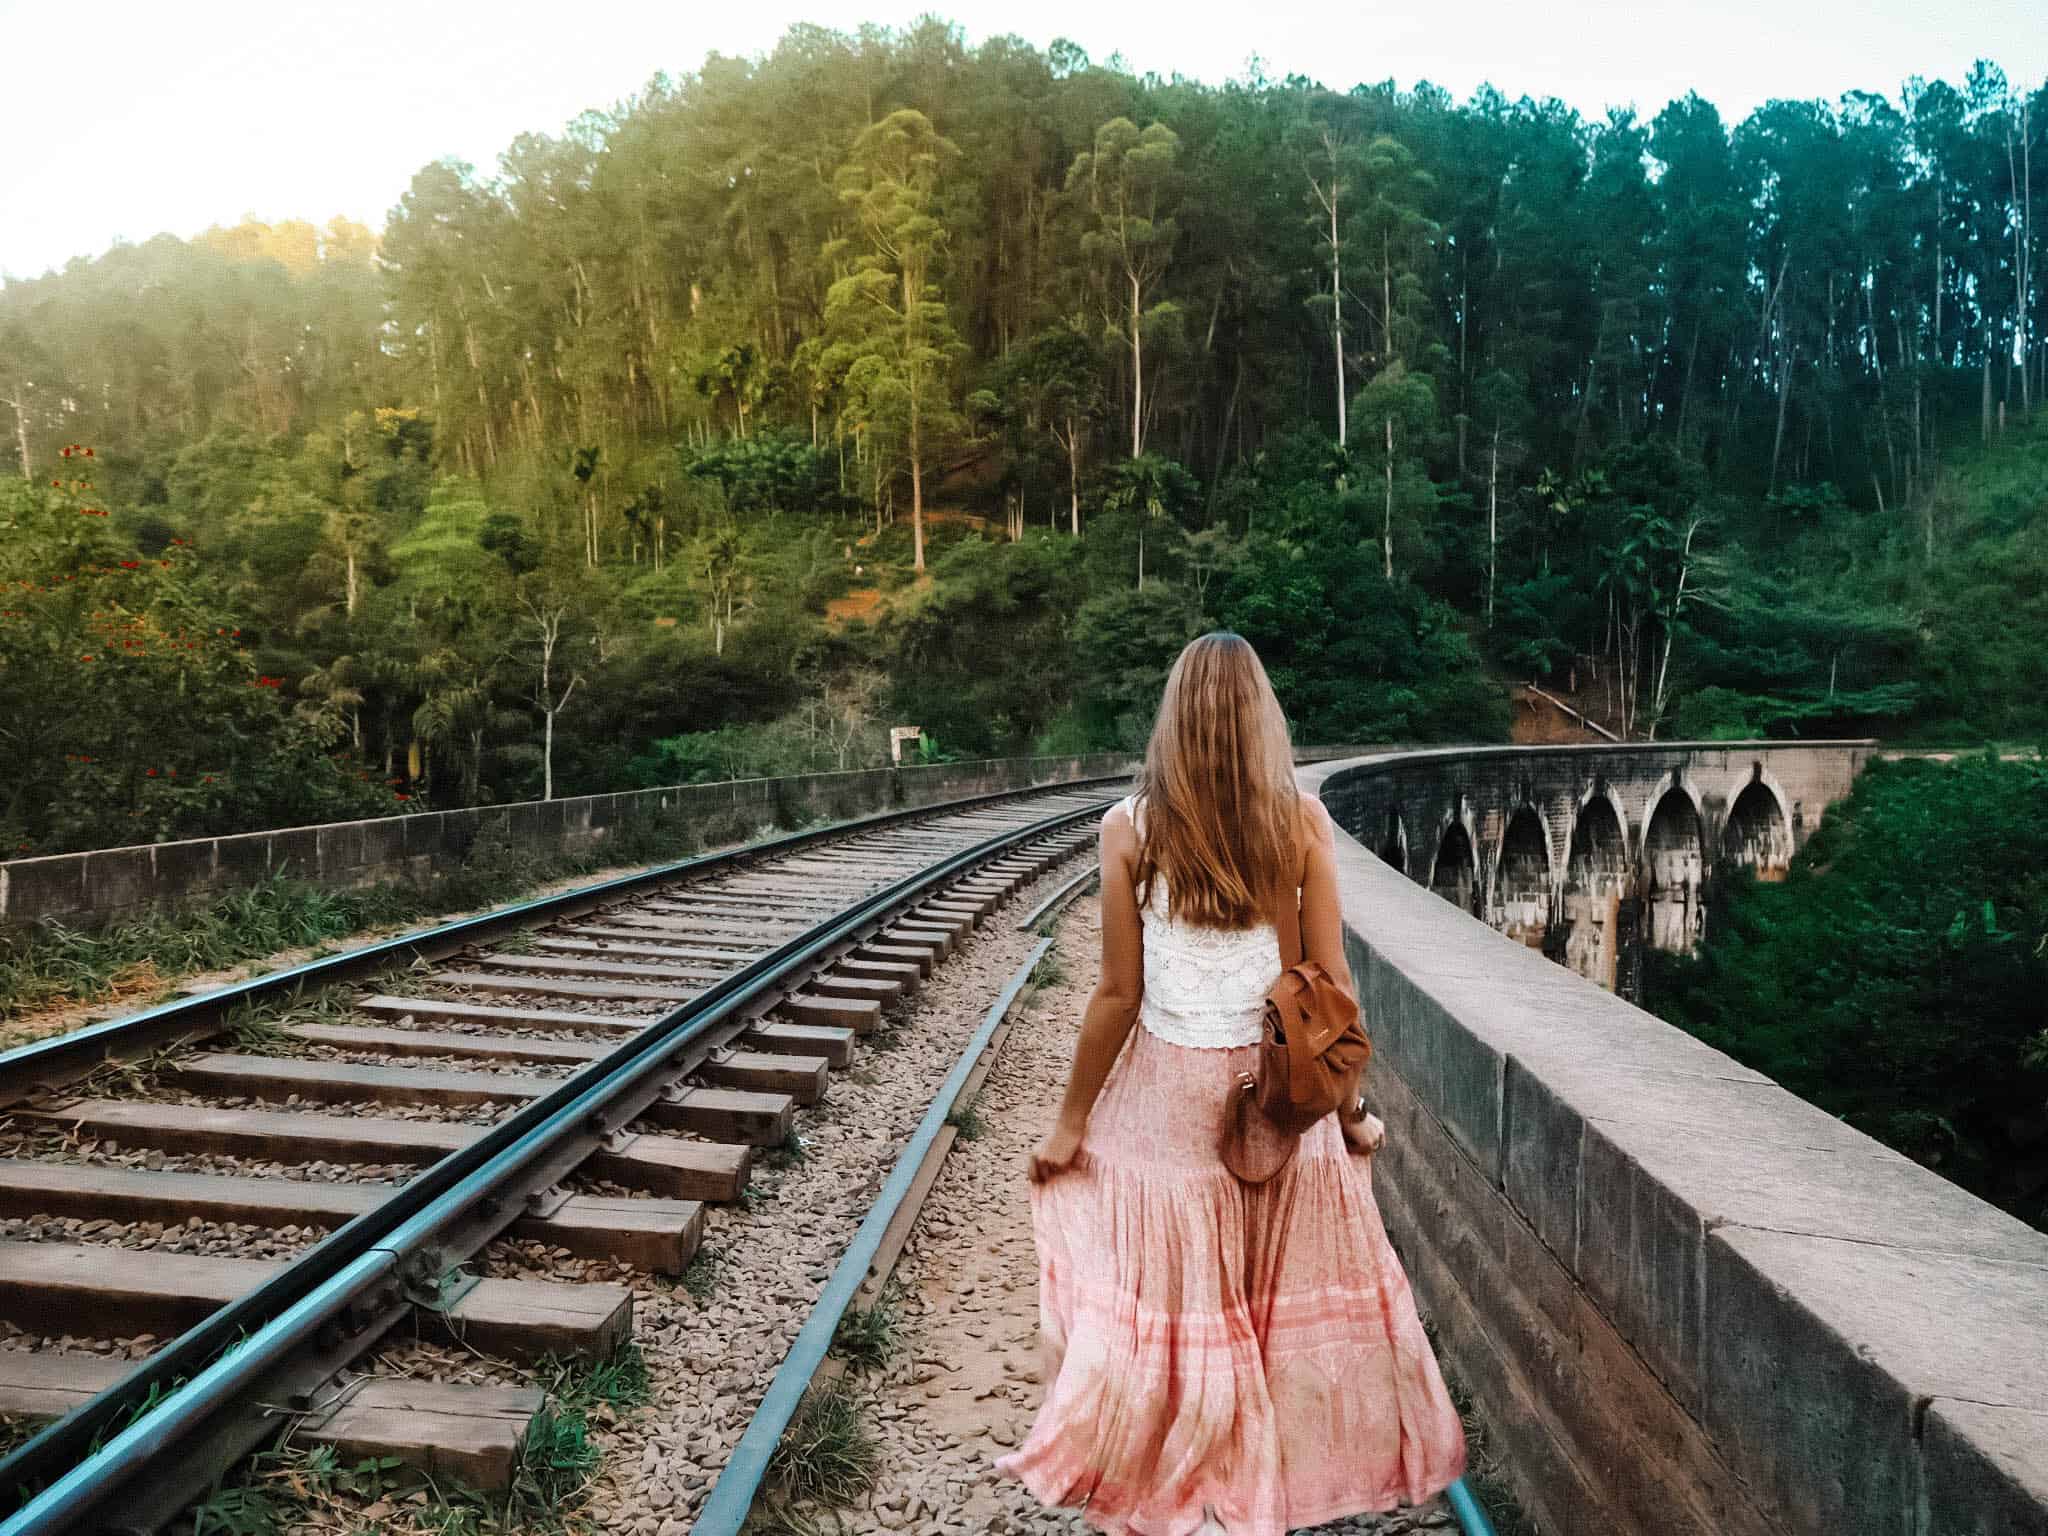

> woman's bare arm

[{"left": 1028, "top": 806, "right": 1144, "bottom": 1183}]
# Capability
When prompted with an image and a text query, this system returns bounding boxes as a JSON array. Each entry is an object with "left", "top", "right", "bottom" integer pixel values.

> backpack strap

[
  {"left": 1276, "top": 888, "right": 1306, "bottom": 971},
  {"left": 1274, "top": 793, "right": 1308, "bottom": 972}
]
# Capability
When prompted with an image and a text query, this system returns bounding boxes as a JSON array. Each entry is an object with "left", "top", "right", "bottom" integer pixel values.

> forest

[
  {"left": 2, "top": 21, "right": 2046, "bottom": 858},
  {"left": 1644, "top": 752, "right": 2048, "bottom": 1231}
]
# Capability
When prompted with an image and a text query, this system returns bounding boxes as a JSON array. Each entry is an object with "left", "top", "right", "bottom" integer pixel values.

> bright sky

[{"left": 2, "top": 0, "right": 2042, "bottom": 280}]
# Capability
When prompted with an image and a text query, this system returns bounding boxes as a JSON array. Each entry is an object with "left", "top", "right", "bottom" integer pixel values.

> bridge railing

[
  {"left": 0, "top": 745, "right": 1369, "bottom": 938},
  {"left": 1304, "top": 745, "right": 2048, "bottom": 1536}
]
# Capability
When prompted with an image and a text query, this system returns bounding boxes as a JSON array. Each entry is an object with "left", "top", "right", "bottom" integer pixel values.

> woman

[{"left": 998, "top": 632, "right": 1467, "bottom": 1535}]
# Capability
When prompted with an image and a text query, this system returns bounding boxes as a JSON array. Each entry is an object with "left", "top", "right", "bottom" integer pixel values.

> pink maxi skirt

[{"left": 997, "top": 1025, "right": 1467, "bottom": 1535}]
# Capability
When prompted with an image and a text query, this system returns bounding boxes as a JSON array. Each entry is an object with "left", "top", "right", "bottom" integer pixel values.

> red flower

[
  {"left": 79, "top": 655, "right": 93, "bottom": 662},
  {"left": 395, "top": 793, "right": 411, "bottom": 801},
  {"left": 146, "top": 769, "right": 157, "bottom": 777},
  {"left": 84, "top": 448, "right": 94, "bottom": 457},
  {"left": 119, "top": 561, "right": 139, "bottom": 569},
  {"left": 60, "top": 447, "right": 71, "bottom": 459}
]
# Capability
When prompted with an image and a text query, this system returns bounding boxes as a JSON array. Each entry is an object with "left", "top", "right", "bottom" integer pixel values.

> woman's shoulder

[{"left": 1102, "top": 794, "right": 1141, "bottom": 843}]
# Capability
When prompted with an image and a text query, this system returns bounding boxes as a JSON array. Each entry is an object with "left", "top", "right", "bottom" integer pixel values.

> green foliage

[
  {"left": 682, "top": 431, "right": 839, "bottom": 518},
  {"left": 0, "top": 473, "right": 396, "bottom": 855},
  {"left": 543, "top": 1342, "right": 653, "bottom": 1415},
  {"left": 831, "top": 1289, "right": 902, "bottom": 1371},
  {"left": 766, "top": 1380, "right": 879, "bottom": 1508},
  {"left": 681, "top": 1245, "right": 722, "bottom": 1302},
  {"left": 1071, "top": 583, "right": 1202, "bottom": 747},
  {"left": 1218, "top": 532, "right": 1510, "bottom": 744},
  {"left": 1643, "top": 754, "right": 2048, "bottom": 1229},
  {"left": 516, "top": 1403, "right": 602, "bottom": 1507},
  {"left": 945, "top": 1097, "right": 986, "bottom": 1141},
  {"left": 3, "top": 37, "right": 2046, "bottom": 856},
  {"left": 882, "top": 534, "right": 1084, "bottom": 756}
]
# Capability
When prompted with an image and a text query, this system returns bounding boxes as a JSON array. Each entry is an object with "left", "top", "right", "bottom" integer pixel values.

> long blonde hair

[{"left": 1132, "top": 632, "right": 1301, "bottom": 929}]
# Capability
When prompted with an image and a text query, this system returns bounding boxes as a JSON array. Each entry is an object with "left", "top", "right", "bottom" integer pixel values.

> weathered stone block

[
  {"left": 355, "top": 816, "right": 407, "bottom": 874},
  {"left": 82, "top": 846, "right": 155, "bottom": 916},
  {"left": 151, "top": 838, "right": 218, "bottom": 903},
  {"left": 404, "top": 811, "right": 450, "bottom": 864},
  {"left": 1501, "top": 1060, "right": 1584, "bottom": 1265},
  {"left": 498, "top": 801, "right": 537, "bottom": 846},
  {"left": 1428, "top": 1004, "right": 1506, "bottom": 1180},
  {"left": 267, "top": 827, "right": 320, "bottom": 882},
  {"left": 1920, "top": 1400, "right": 2048, "bottom": 1536},
  {"left": 3, "top": 853, "right": 87, "bottom": 925},
  {"left": 1576, "top": 1118, "right": 1706, "bottom": 1411},
  {"left": 213, "top": 831, "right": 271, "bottom": 889},
  {"left": 531, "top": 799, "right": 565, "bottom": 845},
  {"left": 1702, "top": 1227, "right": 2048, "bottom": 1536},
  {"left": 315, "top": 819, "right": 368, "bottom": 878},
  {"left": 468, "top": 808, "right": 511, "bottom": 854}
]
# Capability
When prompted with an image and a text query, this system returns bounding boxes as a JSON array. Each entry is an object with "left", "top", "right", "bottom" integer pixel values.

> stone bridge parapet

[{"left": 1305, "top": 745, "right": 2048, "bottom": 1536}]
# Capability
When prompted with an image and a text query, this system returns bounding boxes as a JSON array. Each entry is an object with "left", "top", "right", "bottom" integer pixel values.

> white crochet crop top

[{"left": 1119, "top": 793, "right": 1280, "bottom": 1050}]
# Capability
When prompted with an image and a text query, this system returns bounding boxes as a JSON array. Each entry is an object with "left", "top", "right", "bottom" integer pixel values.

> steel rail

[
  {"left": 0, "top": 776, "right": 1128, "bottom": 1108},
  {"left": 690, "top": 921, "right": 1505, "bottom": 1536},
  {"left": 0, "top": 788, "right": 1120, "bottom": 1533},
  {"left": 1013, "top": 863, "right": 1098, "bottom": 932},
  {"left": 692, "top": 939, "right": 1051, "bottom": 1536}
]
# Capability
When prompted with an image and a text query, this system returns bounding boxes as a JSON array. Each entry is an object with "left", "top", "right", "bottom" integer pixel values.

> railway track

[{"left": 0, "top": 780, "right": 1120, "bottom": 1533}]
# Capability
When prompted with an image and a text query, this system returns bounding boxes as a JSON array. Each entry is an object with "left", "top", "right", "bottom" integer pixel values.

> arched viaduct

[
  {"left": 1331, "top": 742, "right": 1866, "bottom": 991},
  {"left": 1303, "top": 743, "right": 2048, "bottom": 1536}
]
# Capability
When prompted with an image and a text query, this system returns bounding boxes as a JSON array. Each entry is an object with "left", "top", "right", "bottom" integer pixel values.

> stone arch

[
  {"left": 1493, "top": 805, "right": 1552, "bottom": 947},
  {"left": 1642, "top": 784, "right": 1706, "bottom": 952},
  {"left": 1377, "top": 810, "right": 1410, "bottom": 875},
  {"left": 1723, "top": 772, "right": 1794, "bottom": 881},
  {"left": 1428, "top": 818, "right": 1481, "bottom": 916},
  {"left": 1560, "top": 790, "right": 1630, "bottom": 988}
]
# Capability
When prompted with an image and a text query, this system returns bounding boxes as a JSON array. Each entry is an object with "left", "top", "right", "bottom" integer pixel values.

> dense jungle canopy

[{"left": 2, "top": 21, "right": 2045, "bottom": 855}]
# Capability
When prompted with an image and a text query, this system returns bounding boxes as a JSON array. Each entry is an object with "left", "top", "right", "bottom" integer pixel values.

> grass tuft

[
  {"left": 945, "top": 1098, "right": 986, "bottom": 1142},
  {"left": 544, "top": 1341, "right": 652, "bottom": 1415},
  {"left": 682, "top": 1245, "right": 722, "bottom": 1302},
  {"left": 830, "top": 1288, "right": 901, "bottom": 1372},
  {"left": 766, "top": 1380, "right": 878, "bottom": 1508},
  {"left": 515, "top": 1402, "right": 602, "bottom": 1507}
]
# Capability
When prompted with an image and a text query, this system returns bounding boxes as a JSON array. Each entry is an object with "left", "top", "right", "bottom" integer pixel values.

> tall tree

[
  {"left": 827, "top": 108, "right": 966, "bottom": 571},
  {"left": 1069, "top": 118, "right": 1181, "bottom": 458}
]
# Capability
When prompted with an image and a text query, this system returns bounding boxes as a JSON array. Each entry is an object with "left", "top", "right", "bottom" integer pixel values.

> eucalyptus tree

[
  {"left": 827, "top": 108, "right": 967, "bottom": 571},
  {"left": 1068, "top": 118, "right": 1181, "bottom": 458}
]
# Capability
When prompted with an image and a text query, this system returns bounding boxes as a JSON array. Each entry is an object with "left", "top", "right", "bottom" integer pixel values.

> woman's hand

[
  {"left": 1341, "top": 1112, "right": 1386, "bottom": 1158},
  {"left": 1028, "top": 1122, "right": 1085, "bottom": 1184}
]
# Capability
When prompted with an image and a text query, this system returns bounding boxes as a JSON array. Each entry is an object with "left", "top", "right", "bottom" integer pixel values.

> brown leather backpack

[{"left": 1220, "top": 883, "right": 1372, "bottom": 1184}]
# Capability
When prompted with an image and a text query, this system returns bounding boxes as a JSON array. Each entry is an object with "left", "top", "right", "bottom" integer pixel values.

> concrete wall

[
  {"left": 1304, "top": 746, "right": 2048, "bottom": 1536},
  {"left": 0, "top": 752, "right": 1140, "bottom": 936}
]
